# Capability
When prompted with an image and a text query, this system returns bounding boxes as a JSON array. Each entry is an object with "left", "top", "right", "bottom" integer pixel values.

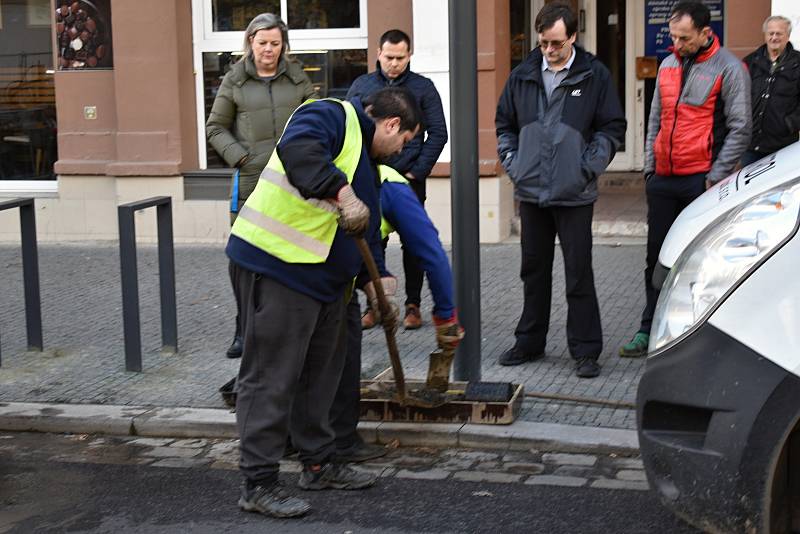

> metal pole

[
  {"left": 448, "top": 0, "right": 482, "bottom": 382},
  {"left": 157, "top": 201, "right": 178, "bottom": 353},
  {"left": 118, "top": 206, "right": 142, "bottom": 372},
  {"left": 19, "top": 200, "right": 42, "bottom": 351}
]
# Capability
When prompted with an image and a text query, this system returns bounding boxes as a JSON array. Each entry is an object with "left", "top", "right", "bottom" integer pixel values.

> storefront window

[
  {"left": 287, "top": 0, "right": 359, "bottom": 29},
  {"left": 194, "top": 0, "right": 367, "bottom": 169},
  {"left": 202, "top": 49, "right": 367, "bottom": 168},
  {"left": 212, "top": 0, "right": 280, "bottom": 32},
  {"left": 0, "top": 0, "right": 57, "bottom": 180}
]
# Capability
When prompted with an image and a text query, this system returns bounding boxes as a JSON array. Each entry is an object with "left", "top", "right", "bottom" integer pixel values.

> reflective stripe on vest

[
  {"left": 377, "top": 165, "right": 409, "bottom": 239},
  {"left": 230, "top": 99, "right": 362, "bottom": 264}
]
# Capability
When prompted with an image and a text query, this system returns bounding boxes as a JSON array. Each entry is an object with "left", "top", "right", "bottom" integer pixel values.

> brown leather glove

[
  {"left": 336, "top": 184, "right": 370, "bottom": 236},
  {"left": 363, "top": 277, "right": 399, "bottom": 332},
  {"left": 433, "top": 314, "right": 465, "bottom": 351}
]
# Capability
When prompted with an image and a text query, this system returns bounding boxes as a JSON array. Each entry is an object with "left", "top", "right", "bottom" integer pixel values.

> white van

[{"left": 637, "top": 144, "right": 800, "bottom": 534}]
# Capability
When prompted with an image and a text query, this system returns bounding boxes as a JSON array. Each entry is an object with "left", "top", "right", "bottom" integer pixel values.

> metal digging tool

[
  {"left": 426, "top": 347, "right": 455, "bottom": 393},
  {"left": 354, "top": 238, "right": 447, "bottom": 408}
]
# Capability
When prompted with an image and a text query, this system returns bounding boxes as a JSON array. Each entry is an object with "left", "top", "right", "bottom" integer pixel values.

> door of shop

[
  {"left": 583, "top": 0, "right": 644, "bottom": 171},
  {"left": 510, "top": 0, "right": 644, "bottom": 171}
]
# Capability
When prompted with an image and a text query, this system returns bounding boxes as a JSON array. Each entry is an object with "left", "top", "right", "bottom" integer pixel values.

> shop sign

[{"left": 645, "top": 0, "right": 724, "bottom": 62}]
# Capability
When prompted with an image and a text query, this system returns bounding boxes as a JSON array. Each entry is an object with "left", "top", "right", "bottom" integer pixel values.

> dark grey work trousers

[
  {"left": 231, "top": 263, "right": 348, "bottom": 484},
  {"left": 329, "top": 291, "right": 364, "bottom": 453},
  {"left": 515, "top": 201, "right": 602, "bottom": 360},
  {"left": 402, "top": 178, "right": 427, "bottom": 307},
  {"left": 639, "top": 173, "right": 706, "bottom": 334}
]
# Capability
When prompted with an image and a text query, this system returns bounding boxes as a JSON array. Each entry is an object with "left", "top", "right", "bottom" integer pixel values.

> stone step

[{"left": 598, "top": 172, "right": 644, "bottom": 190}]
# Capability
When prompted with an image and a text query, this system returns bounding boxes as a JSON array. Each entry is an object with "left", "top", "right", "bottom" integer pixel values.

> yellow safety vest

[
  {"left": 377, "top": 165, "right": 410, "bottom": 239},
  {"left": 230, "top": 99, "right": 362, "bottom": 263}
]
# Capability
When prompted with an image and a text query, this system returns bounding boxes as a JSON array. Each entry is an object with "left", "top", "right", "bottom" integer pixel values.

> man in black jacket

[
  {"left": 347, "top": 29, "right": 448, "bottom": 331},
  {"left": 495, "top": 2, "right": 626, "bottom": 378},
  {"left": 742, "top": 15, "right": 800, "bottom": 167}
]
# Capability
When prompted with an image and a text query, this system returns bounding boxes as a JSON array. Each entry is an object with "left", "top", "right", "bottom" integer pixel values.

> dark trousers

[
  {"left": 740, "top": 149, "right": 770, "bottom": 168},
  {"left": 232, "top": 263, "right": 347, "bottom": 484},
  {"left": 329, "top": 291, "right": 364, "bottom": 453},
  {"left": 228, "top": 260, "right": 242, "bottom": 340},
  {"left": 516, "top": 201, "right": 602, "bottom": 360},
  {"left": 639, "top": 173, "right": 707, "bottom": 333},
  {"left": 402, "top": 179, "right": 427, "bottom": 306}
]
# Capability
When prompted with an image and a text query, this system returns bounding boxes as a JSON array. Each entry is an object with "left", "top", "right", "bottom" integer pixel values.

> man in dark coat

[
  {"left": 347, "top": 29, "right": 448, "bottom": 331},
  {"left": 742, "top": 15, "right": 800, "bottom": 167},
  {"left": 495, "top": 2, "right": 626, "bottom": 378}
]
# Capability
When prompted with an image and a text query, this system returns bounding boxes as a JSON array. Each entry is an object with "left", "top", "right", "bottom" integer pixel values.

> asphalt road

[{"left": 0, "top": 432, "right": 700, "bottom": 534}]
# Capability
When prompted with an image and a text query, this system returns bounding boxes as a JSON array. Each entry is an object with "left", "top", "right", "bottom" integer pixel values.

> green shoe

[{"left": 620, "top": 332, "right": 650, "bottom": 358}]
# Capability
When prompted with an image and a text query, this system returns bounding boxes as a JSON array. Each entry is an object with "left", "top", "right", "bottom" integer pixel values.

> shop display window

[
  {"left": 287, "top": 0, "right": 359, "bottom": 29},
  {"left": 0, "top": 0, "right": 58, "bottom": 180},
  {"left": 202, "top": 49, "right": 367, "bottom": 168},
  {"left": 212, "top": 0, "right": 280, "bottom": 32},
  {"left": 194, "top": 0, "right": 367, "bottom": 169},
  {"left": 55, "top": 0, "right": 113, "bottom": 70}
]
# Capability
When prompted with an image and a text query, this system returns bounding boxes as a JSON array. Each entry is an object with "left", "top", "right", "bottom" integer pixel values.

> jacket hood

[
  {"left": 515, "top": 44, "right": 594, "bottom": 83},
  {"left": 750, "top": 41, "right": 796, "bottom": 61},
  {"left": 374, "top": 61, "right": 412, "bottom": 85},
  {"left": 671, "top": 33, "right": 720, "bottom": 64},
  {"left": 350, "top": 97, "right": 376, "bottom": 157},
  {"left": 231, "top": 55, "right": 309, "bottom": 87}
]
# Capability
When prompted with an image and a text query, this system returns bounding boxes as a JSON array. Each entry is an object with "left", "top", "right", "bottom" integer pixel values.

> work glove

[
  {"left": 433, "top": 315, "right": 465, "bottom": 352},
  {"left": 363, "top": 277, "right": 399, "bottom": 332},
  {"left": 336, "top": 184, "right": 370, "bottom": 236}
]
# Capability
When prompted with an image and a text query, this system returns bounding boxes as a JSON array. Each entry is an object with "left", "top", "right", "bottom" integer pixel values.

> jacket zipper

[
  {"left": 267, "top": 80, "right": 277, "bottom": 141},
  {"left": 668, "top": 60, "right": 693, "bottom": 176}
]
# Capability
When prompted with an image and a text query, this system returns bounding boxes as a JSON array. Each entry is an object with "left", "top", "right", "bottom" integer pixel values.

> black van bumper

[{"left": 637, "top": 322, "right": 800, "bottom": 533}]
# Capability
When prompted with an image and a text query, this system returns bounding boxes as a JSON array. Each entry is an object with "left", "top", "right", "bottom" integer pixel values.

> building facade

[{"left": 0, "top": 0, "right": 796, "bottom": 243}]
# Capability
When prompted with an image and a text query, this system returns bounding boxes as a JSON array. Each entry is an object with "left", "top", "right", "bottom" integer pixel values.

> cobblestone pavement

[
  {"left": 0, "top": 240, "right": 648, "bottom": 430},
  {"left": 0, "top": 431, "right": 648, "bottom": 492}
]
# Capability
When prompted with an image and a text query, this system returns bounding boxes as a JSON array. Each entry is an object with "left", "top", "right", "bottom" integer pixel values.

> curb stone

[{"left": 0, "top": 402, "right": 639, "bottom": 455}]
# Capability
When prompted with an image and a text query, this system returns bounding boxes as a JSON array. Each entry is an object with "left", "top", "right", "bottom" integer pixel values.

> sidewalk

[{"left": 0, "top": 181, "right": 649, "bottom": 451}]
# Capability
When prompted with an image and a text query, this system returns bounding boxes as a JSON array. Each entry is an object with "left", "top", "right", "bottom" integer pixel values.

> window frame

[{"left": 191, "top": 0, "right": 368, "bottom": 169}]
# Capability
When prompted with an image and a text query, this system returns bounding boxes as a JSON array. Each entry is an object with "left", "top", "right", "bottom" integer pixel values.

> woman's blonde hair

[{"left": 240, "top": 13, "right": 290, "bottom": 62}]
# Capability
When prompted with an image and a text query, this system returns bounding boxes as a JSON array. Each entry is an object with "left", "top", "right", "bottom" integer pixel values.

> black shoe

[
  {"left": 238, "top": 480, "right": 310, "bottom": 518},
  {"left": 226, "top": 335, "right": 243, "bottom": 358},
  {"left": 335, "top": 443, "right": 389, "bottom": 463},
  {"left": 498, "top": 346, "right": 543, "bottom": 366},
  {"left": 575, "top": 357, "right": 601, "bottom": 378},
  {"left": 219, "top": 376, "right": 237, "bottom": 407},
  {"left": 298, "top": 462, "right": 377, "bottom": 490}
]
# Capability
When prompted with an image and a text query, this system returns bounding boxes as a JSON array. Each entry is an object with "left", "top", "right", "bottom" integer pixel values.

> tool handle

[{"left": 354, "top": 237, "right": 406, "bottom": 401}]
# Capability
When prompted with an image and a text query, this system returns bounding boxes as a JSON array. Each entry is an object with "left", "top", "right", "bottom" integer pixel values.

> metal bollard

[
  {"left": 0, "top": 197, "right": 43, "bottom": 366},
  {"left": 117, "top": 196, "right": 178, "bottom": 372}
]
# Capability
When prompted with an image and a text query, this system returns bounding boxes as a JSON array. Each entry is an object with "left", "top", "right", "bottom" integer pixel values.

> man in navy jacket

[
  {"left": 331, "top": 167, "right": 461, "bottom": 462},
  {"left": 347, "top": 29, "right": 448, "bottom": 331},
  {"left": 227, "top": 88, "right": 421, "bottom": 518}
]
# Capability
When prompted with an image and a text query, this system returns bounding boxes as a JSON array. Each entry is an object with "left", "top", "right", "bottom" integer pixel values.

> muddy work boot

[
  {"left": 403, "top": 304, "right": 422, "bottom": 330},
  {"left": 619, "top": 332, "right": 650, "bottom": 358},
  {"left": 238, "top": 480, "right": 311, "bottom": 518},
  {"left": 299, "top": 462, "right": 377, "bottom": 490},
  {"left": 219, "top": 376, "right": 237, "bottom": 408},
  {"left": 335, "top": 443, "right": 389, "bottom": 463}
]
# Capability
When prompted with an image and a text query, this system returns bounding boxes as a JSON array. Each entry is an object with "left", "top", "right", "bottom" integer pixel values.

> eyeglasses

[{"left": 539, "top": 39, "right": 569, "bottom": 50}]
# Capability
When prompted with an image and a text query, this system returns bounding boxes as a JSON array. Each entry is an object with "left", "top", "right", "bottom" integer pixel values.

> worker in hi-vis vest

[
  {"left": 225, "top": 88, "right": 422, "bottom": 519},
  {"left": 330, "top": 164, "right": 465, "bottom": 463}
]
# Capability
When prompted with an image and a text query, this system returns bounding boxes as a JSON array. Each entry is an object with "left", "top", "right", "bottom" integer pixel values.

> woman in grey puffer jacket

[{"left": 206, "top": 13, "right": 317, "bottom": 358}]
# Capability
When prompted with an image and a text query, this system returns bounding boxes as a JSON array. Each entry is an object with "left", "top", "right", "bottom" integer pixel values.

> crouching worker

[
  {"left": 330, "top": 164, "right": 464, "bottom": 462},
  {"left": 226, "top": 88, "right": 422, "bottom": 518}
]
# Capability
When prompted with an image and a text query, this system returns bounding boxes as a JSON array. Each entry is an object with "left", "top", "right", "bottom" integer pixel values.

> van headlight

[{"left": 649, "top": 176, "right": 800, "bottom": 354}]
